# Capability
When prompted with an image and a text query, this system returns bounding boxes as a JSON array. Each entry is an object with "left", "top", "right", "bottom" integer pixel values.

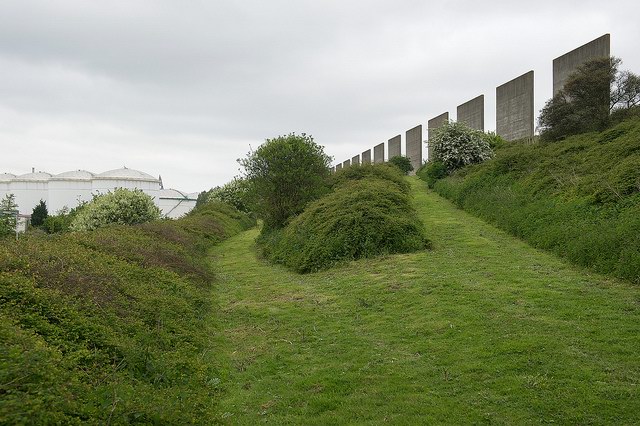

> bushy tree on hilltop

[
  {"left": 239, "top": 133, "right": 331, "bottom": 229},
  {"left": 197, "top": 177, "right": 252, "bottom": 213},
  {"left": 70, "top": 188, "right": 161, "bottom": 231},
  {"left": 430, "top": 121, "right": 494, "bottom": 174},
  {"left": 539, "top": 56, "right": 640, "bottom": 141},
  {"left": 387, "top": 156, "right": 414, "bottom": 175}
]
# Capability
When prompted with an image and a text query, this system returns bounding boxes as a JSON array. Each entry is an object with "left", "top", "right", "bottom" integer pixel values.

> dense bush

[
  {"left": 260, "top": 166, "right": 430, "bottom": 273},
  {"left": 239, "top": 133, "right": 331, "bottom": 230},
  {"left": 0, "top": 202, "right": 255, "bottom": 423},
  {"left": 387, "top": 156, "right": 414, "bottom": 175},
  {"left": 197, "top": 177, "right": 252, "bottom": 213},
  {"left": 428, "top": 117, "right": 640, "bottom": 284},
  {"left": 70, "top": 188, "right": 161, "bottom": 231},
  {"left": 328, "top": 163, "right": 410, "bottom": 193},
  {"left": 430, "top": 121, "right": 494, "bottom": 173},
  {"left": 417, "top": 161, "right": 447, "bottom": 188}
]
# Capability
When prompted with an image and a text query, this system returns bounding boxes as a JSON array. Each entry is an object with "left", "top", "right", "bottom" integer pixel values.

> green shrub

[
  {"left": 387, "top": 156, "right": 414, "bottom": 175},
  {"left": 328, "top": 163, "right": 410, "bottom": 194},
  {"left": 417, "top": 161, "right": 447, "bottom": 188},
  {"left": 70, "top": 188, "right": 161, "bottom": 231},
  {"left": 0, "top": 202, "right": 254, "bottom": 423},
  {"left": 198, "top": 177, "right": 253, "bottom": 213},
  {"left": 260, "top": 177, "right": 430, "bottom": 273}
]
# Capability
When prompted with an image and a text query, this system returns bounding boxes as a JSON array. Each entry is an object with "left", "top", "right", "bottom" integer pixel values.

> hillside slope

[
  {"left": 1, "top": 203, "right": 254, "bottom": 424},
  {"left": 210, "top": 178, "right": 639, "bottom": 424},
  {"left": 429, "top": 117, "right": 640, "bottom": 283}
]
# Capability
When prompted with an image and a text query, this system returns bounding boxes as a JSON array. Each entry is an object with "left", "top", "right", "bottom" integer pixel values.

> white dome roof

[
  {"left": 0, "top": 173, "right": 16, "bottom": 182},
  {"left": 95, "top": 167, "right": 158, "bottom": 182},
  {"left": 159, "top": 188, "right": 188, "bottom": 198},
  {"left": 14, "top": 172, "right": 52, "bottom": 181},
  {"left": 51, "top": 170, "right": 95, "bottom": 180}
]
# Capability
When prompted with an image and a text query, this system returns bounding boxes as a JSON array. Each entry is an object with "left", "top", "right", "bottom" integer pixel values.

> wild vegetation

[
  {"left": 260, "top": 164, "right": 430, "bottom": 273},
  {"left": 0, "top": 202, "right": 254, "bottom": 424},
  {"left": 425, "top": 117, "right": 640, "bottom": 283}
]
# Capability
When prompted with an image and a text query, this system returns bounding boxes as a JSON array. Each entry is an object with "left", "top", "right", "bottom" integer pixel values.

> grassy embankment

[
  {"left": 424, "top": 117, "right": 640, "bottom": 284},
  {"left": 211, "top": 178, "right": 639, "bottom": 424},
  {"left": 0, "top": 202, "right": 254, "bottom": 424}
]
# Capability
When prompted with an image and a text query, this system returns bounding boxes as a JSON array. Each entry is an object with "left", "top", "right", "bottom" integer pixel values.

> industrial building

[{"left": 0, "top": 167, "right": 197, "bottom": 219}]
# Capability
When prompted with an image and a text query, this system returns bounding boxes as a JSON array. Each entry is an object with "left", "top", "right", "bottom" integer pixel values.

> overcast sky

[{"left": 1, "top": 1, "right": 639, "bottom": 192}]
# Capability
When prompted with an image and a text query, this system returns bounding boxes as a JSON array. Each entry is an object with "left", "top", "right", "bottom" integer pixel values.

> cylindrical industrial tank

[
  {"left": 92, "top": 167, "right": 161, "bottom": 202},
  {"left": 48, "top": 170, "right": 95, "bottom": 214},
  {"left": 157, "top": 188, "right": 198, "bottom": 219},
  {"left": 10, "top": 172, "right": 51, "bottom": 214}
]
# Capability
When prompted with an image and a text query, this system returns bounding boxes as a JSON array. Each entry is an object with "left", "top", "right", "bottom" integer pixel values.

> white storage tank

[
  {"left": 0, "top": 173, "right": 16, "bottom": 197},
  {"left": 92, "top": 167, "right": 161, "bottom": 201},
  {"left": 10, "top": 172, "right": 51, "bottom": 215},
  {"left": 48, "top": 170, "right": 95, "bottom": 214},
  {"left": 158, "top": 188, "right": 198, "bottom": 219}
]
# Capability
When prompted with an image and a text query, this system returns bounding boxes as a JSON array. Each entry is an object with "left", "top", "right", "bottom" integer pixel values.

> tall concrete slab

[
  {"left": 330, "top": 166, "right": 335, "bottom": 173},
  {"left": 457, "top": 95, "right": 484, "bottom": 131},
  {"left": 343, "top": 159, "right": 351, "bottom": 168},
  {"left": 405, "top": 125, "right": 422, "bottom": 174},
  {"left": 427, "top": 112, "right": 449, "bottom": 161},
  {"left": 553, "top": 34, "right": 610, "bottom": 96},
  {"left": 361, "top": 149, "right": 372, "bottom": 165},
  {"left": 373, "top": 143, "right": 385, "bottom": 164},
  {"left": 388, "top": 135, "right": 401, "bottom": 159},
  {"left": 496, "top": 71, "right": 534, "bottom": 141},
  {"left": 336, "top": 163, "right": 342, "bottom": 171},
  {"left": 351, "top": 155, "right": 360, "bottom": 166}
]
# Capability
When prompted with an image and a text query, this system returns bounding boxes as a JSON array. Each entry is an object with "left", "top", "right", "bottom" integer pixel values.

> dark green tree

[
  {"left": 31, "top": 199, "right": 48, "bottom": 227},
  {"left": 387, "top": 156, "right": 414, "bottom": 175},
  {"left": 239, "top": 133, "right": 331, "bottom": 229},
  {"left": 539, "top": 56, "right": 640, "bottom": 141},
  {"left": 0, "top": 193, "right": 18, "bottom": 238}
]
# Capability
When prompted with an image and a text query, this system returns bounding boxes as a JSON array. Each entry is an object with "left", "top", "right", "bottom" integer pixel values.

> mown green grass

[
  {"left": 430, "top": 117, "right": 640, "bottom": 284},
  {"left": 211, "top": 178, "right": 639, "bottom": 424}
]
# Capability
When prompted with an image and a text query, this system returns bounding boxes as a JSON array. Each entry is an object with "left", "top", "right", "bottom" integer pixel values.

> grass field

[{"left": 210, "top": 177, "right": 639, "bottom": 424}]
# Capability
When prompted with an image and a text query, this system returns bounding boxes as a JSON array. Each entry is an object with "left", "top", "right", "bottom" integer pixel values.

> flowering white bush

[
  {"left": 431, "top": 121, "right": 494, "bottom": 173},
  {"left": 70, "top": 188, "right": 161, "bottom": 231}
]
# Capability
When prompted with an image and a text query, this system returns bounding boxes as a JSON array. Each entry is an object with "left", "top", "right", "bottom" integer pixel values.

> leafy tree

[
  {"left": 539, "top": 56, "right": 640, "bottom": 141},
  {"left": 239, "top": 133, "right": 332, "bottom": 229},
  {"left": 30, "top": 200, "right": 48, "bottom": 227},
  {"left": 387, "top": 156, "right": 414, "bottom": 175},
  {"left": 430, "top": 121, "right": 494, "bottom": 174},
  {"left": 0, "top": 193, "right": 18, "bottom": 238},
  {"left": 70, "top": 188, "right": 161, "bottom": 231}
]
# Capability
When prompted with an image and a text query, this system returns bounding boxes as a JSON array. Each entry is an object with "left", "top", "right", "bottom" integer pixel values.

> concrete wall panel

[
  {"left": 553, "top": 34, "right": 610, "bottom": 96},
  {"left": 496, "top": 71, "right": 534, "bottom": 141},
  {"left": 456, "top": 95, "right": 484, "bottom": 131},
  {"left": 361, "top": 149, "right": 372, "bottom": 165},
  {"left": 405, "top": 125, "right": 422, "bottom": 174},
  {"left": 343, "top": 159, "right": 351, "bottom": 168},
  {"left": 351, "top": 155, "right": 360, "bottom": 166},
  {"left": 336, "top": 163, "right": 342, "bottom": 170},
  {"left": 427, "top": 112, "right": 449, "bottom": 161},
  {"left": 388, "top": 135, "right": 401, "bottom": 158},
  {"left": 373, "top": 143, "right": 385, "bottom": 164}
]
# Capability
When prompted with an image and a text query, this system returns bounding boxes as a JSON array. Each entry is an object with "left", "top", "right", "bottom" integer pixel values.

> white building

[{"left": 0, "top": 167, "right": 198, "bottom": 219}]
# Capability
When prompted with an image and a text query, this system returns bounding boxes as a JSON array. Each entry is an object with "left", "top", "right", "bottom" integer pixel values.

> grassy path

[{"left": 209, "top": 178, "right": 639, "bottom": 424}]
